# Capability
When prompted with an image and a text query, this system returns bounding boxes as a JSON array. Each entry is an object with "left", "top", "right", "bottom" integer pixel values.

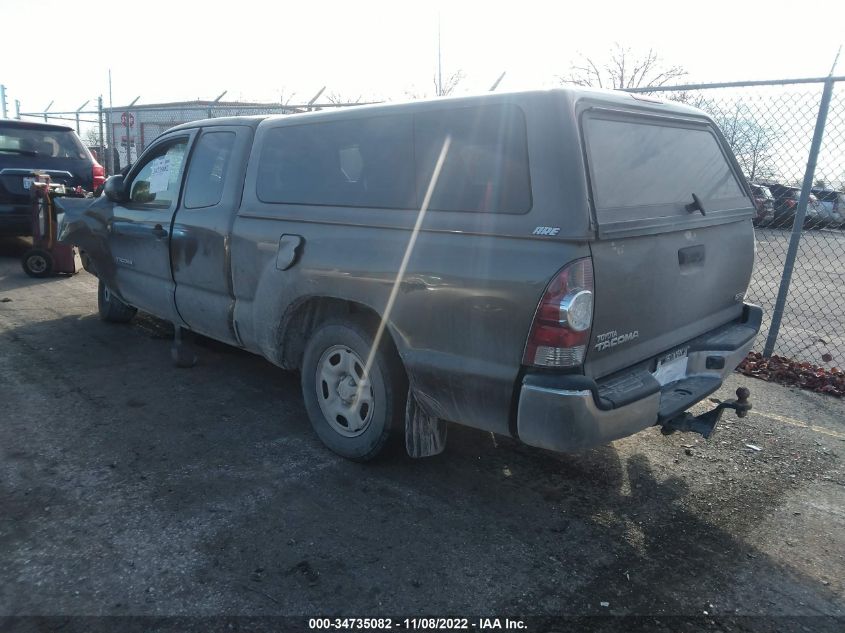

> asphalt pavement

[
  {"left": 749, "top": 227, "right": 845, "bottom": 366},
  {"left": 1, "top": 236, "right": 843, "bottom": 630}
]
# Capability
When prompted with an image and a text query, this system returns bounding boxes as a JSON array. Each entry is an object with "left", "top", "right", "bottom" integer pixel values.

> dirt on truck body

[{"left": 59, "top": 87, "right": 760, "bottom": 461}]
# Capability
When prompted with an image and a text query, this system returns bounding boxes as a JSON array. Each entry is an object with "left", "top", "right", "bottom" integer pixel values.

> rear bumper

[
  {"left": 754, "top": 208, "right": 774, "bottom": 224},
  {"left": 516, "top": 304, "right": 762, "bottom": 453}
]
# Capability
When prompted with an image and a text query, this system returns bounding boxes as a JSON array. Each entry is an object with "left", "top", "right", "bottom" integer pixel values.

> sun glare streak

[{"left": 357, "top": 135, "right": 452, "bottom": 402}]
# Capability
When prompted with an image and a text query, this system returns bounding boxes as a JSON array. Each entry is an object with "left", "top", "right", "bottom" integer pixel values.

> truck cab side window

[
  {"left": 415, "top": 104, "right": 531, "bottom": 214},
  {"left": 256, "top": 115, "right": 416, "bottom": 209},
  {"left": 184, "top": 131, "right": 236, "bottom": 209},
  {"left": 129, "top": 139, "right": 188, "bottom": 208}
]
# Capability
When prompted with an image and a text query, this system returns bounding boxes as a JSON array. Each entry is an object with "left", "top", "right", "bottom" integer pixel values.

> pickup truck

[{"left": 59, "top": 88, "right": 760, "bottom": 461}]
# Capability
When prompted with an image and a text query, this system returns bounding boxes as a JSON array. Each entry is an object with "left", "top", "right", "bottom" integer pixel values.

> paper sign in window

[{"left": 148, "top": 157, "right": 171, "bottom": 194}]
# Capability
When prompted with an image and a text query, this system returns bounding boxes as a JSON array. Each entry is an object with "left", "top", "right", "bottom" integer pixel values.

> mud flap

[
  {"left": 405, "top": 389, "right": 448, "bottom": 458},
  {"left": 171, "top": 325, "right": 198, "bottom": 368}
]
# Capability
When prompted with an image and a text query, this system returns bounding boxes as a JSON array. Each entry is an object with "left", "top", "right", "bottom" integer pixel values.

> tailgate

[{"left": 581, "top": 109, "right": 755, "bottom": 379}]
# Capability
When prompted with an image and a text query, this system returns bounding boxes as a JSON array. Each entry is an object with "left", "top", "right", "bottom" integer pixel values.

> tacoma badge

[{"left": 595, "top": 329, "right": 639, "bottom": 351}]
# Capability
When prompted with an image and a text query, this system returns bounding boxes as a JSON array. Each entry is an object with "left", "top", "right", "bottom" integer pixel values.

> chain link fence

[
  {"left": 102, "top": 100, "right": 374, "bottom": 174},
  {"left": 105, "top": 102, "right": 287, "bottom": 174},
  {"left": 5, "top": 93, "right": 366, "bottom": 177},
  {"left": 6, "top": 80, "right": 845, "bottom": 367},
  {"left": 629, "top": 77, "right": 845, "bottom": 368}
]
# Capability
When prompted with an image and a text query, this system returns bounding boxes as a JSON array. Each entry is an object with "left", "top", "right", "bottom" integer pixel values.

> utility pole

[
  {"left": 108, "top": 69, "right": 115, "bottom": 174},
  {"left": 0, "top": 85, "right": 7, "bottom": 119},
  {"left": 437, "top": 14, "right": 443, "bottom": 96},
  {"left": 125, "top": 96, "right": 140, "bottom": 166},
  {"left": 97, "top": 95, "right": 105, "bottom": 164}
]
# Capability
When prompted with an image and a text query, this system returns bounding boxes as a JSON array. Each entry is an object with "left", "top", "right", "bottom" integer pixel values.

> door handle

[
  {"left": 111, "top": 221, "right": 169, "bottom": 239},
  {"left": 678, "top": 244, "right": 705, "bottom": 266}
]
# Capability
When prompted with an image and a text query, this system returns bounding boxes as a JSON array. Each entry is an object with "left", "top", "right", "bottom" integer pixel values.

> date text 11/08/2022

[{"left": 308, "top": 618, "right": 527, "bottom": 630}]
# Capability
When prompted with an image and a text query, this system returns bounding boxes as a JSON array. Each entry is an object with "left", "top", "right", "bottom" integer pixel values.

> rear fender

[{"left": 242, "top": 251, "right": 402, "bottom": 368}]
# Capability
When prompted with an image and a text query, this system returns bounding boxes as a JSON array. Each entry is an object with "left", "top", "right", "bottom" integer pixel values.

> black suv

[
  {"left": 0, "top": 120, "right": 104, "bottom": 236},
  {"left": 767, "top": 183, "right": 823, "bottom": 229}
]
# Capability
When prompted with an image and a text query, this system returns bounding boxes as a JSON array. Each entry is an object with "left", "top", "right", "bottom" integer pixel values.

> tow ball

[{"left": 660, "top": 387, "right": 751, "bottom": 439}]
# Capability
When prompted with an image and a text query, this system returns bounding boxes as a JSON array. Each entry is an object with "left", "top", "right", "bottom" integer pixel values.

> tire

[
  {"left": 97, "top": 280, "right": 137, "bottom": 323},
  {"left": 301, "top": 316, "right": 407, "bottom": 461},
  {"left": 21, "top": 249, "right": 53, "bottom": 278},
  {"left": 80, "top": 251, "right": 96, "bottom": 275}
]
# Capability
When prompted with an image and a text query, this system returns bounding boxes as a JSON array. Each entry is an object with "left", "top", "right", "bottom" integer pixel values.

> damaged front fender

[{"left": 55, "top": 195, "right": 119, "bottom": 289}]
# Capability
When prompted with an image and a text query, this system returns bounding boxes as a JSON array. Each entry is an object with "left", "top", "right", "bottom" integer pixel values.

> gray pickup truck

[{"left": 59, "top": 88, "right": 761, "bottom": 461}]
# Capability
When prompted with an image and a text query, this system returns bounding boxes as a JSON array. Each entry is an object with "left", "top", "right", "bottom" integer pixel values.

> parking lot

[
  {"left": 749, "top": 227, "right": 845, "bottom": 364},
  {"left": 1, "top": 236, "right": 844, "bottom": 627}
]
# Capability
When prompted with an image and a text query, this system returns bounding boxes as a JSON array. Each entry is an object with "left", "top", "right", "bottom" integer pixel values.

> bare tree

[
  {"left": 708, "top": 100, "right": 778, "bottom": 183},
  {"left": 278, "top": 88, "right": 297, "bottom": 106},
  {"left": 435, "top": 69, "right": 466, "bottom": 96},
  {"left": 741, "top": 121, "right": 778, "bottom": 183},
  {"left": 325, "top": 92, "right": 363, "bottom": 105},
  {"left": 82, "top": 127, "right": 101, "bottom": 147},
  {"left": 561, "top": 44, "right": 687, "bottom": 90},
  {"left": 662, "top": 93, "right": 781, "bottom": 183},
  {"left": 405, "top": 69, "right": 466, "bottom": 100}
]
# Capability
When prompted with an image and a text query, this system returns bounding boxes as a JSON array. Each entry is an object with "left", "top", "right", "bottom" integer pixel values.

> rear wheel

[
  {"left": 97, "top": 280, "right": 137, "bottom": 323},
  {"left": 21, "top": 249, "right": 53, "bottom": 278},
  {"left": 301, "top": 317, "right": 406, "bottom": 461}
]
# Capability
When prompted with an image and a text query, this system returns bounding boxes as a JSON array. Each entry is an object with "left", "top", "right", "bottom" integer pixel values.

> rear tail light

[
  {"left": 523, "top": 258, "right": 594, "bottom": 368},
  {"left": 92, "top": 163, "right": 105, "bottom": 190},
  {"left": 786, "top": 199, "right": 797, "bottom": 209}
]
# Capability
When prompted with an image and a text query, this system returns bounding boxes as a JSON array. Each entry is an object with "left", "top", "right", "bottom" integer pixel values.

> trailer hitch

[{"left": 660, "top": 387, "right": 751, "bottom": 439}]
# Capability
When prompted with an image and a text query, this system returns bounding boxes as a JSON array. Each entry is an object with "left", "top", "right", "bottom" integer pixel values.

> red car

[{"left": 749, "top": 183, "right": 774, "bottom": 226}]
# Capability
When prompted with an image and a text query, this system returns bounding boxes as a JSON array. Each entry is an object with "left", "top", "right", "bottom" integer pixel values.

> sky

[{"left": 1, "top": 0, "right": 844, "bottom": 113}]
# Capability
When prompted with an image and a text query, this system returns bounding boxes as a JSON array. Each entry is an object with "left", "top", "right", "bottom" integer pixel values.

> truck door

[
  {"left": 107, "top": 132, "right": 195, "bottom": 323},
  {"left": 171, "top": 126, "right": 253, "bottom": 344}
]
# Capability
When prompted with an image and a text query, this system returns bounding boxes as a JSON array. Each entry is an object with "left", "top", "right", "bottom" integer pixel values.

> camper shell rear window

[{"left": 582, "top": 111, "right": 750, "bottom": 234}]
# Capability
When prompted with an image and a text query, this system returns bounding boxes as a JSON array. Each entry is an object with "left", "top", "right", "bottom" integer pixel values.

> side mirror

[{"left": 104, "top": 175, "right": 127, "bottom": 203}]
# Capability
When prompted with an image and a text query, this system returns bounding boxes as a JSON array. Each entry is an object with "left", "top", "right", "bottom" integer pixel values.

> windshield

[{"left": 0, "top": 125, "right": 88, "bottom": 159}]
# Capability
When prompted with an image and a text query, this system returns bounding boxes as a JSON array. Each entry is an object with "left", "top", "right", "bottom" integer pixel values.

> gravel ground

[{"left": 1, "top": 237, "right": 844, "bottom": 631}]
